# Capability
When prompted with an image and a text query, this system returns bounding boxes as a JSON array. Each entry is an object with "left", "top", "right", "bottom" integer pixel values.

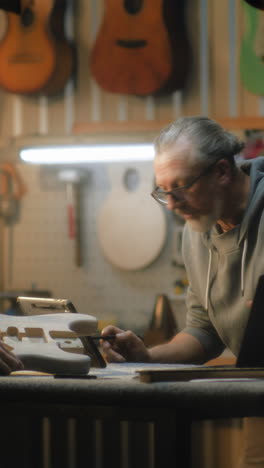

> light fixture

[{"left": 19, "top": 143, "right": 155, "bottom": 164}]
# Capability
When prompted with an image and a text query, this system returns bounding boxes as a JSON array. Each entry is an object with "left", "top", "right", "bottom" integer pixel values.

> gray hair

[{"left": 154, "top": 116, "right": 244, "bottom": 165}]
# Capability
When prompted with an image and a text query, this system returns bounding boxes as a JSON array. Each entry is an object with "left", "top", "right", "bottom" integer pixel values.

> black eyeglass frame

[{"left": 151, "top": 158, "right": 222, "bottom": 205}]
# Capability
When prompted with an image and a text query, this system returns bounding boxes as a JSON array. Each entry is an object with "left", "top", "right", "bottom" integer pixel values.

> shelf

[{"left": 72, "top": 117, "right": 264, "bottom": 137}]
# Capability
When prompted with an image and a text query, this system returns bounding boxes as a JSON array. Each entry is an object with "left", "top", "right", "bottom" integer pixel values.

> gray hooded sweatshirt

[{"left": 182, "top": 156, "right": 264, "bottom": 360}]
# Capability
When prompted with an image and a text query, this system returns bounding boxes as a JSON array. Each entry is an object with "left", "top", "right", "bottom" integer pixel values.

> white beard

[
  {"left": 186, "top": 215, "right": 218, "bottom": 232},
  {"left": 186, "top": 198, "right": 223, "bottom": 233}
]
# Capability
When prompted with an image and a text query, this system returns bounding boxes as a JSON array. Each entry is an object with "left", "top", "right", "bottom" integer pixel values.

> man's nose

[{"left": 166, "top": 192, "right": 184, "bottom": 210}]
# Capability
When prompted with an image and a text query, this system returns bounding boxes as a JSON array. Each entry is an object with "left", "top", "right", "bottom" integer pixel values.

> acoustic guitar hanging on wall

[
  {"left": 91, "top": 0, "right": 190, "bottom": 96},
  {"left": 240, "top": 1, "right": 264, "bottom": 95},
  {"left": 0, "top": 0, "right": 75, "bottom": 96},
  {"left": 0, "top": 0, "right": 56, "bottom": 94}
]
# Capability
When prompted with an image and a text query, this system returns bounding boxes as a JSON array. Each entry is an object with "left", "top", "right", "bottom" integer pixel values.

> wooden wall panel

[
  {"left": 210, "top": 0, "right": 231, "bottom": 117},
  {"left": 192, "top": 419, "right": 243, "bottom": 468},
  {"left": 74, "top": 0, "right": 101, "bottom": 123},
  {"left": 181, "top": 0, "right": 202, "bottom": 117},
  {"left": 0, "top": 92, "right": 13, "bottom": 137},
  {"left": 21, "top": 96, "right": 46, "bottom": 135},
  {"left": 156, "top": 94, "right": 176, "bottom": 122}
]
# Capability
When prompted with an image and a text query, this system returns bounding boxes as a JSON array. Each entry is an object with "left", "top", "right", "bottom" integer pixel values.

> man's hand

[
  {"left": 100, "top": 326, "right": 150, "bottom": 363},
  {"left": 0, "top": 341, "right": 24, "bottom": 374}
]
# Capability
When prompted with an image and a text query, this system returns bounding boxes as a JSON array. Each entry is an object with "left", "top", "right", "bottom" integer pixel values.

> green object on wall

[{"left": 240, "top": 3, "right": 264, "bottom": 95}]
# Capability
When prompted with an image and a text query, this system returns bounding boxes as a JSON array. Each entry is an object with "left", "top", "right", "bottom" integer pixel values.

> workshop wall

[
  {"left": 0, "top": 2, "right": 254, "bottom": 463},
  {"left": 0, "top": 0, "right": 262, "bottom": 333},
  {"left": 3, "top": 160, "right": 186, "bottom": 333}
]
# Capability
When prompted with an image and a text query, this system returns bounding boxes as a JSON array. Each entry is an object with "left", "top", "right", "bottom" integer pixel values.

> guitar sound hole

[
  {"left": 123, "top": 0, "right": 143, "bottom": 15},
  {"left": 21, "top": 8, "right": 34, "bottom": 28}
]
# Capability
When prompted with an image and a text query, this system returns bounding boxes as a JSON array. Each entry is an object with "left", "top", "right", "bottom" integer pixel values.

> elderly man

[{"left": 101, "top": 116, "right": 264, "bottom": 467}]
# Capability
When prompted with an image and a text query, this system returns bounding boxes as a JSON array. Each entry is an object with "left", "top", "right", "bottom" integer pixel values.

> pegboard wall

[{"left": 2, "top": 160, "right": 187, "bottom": 333}]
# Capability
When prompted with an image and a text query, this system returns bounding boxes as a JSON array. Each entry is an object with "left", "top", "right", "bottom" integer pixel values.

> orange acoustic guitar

[
  {"left": 0, "top": 0, "right": 56, "bottom": 94},
  {"left": 91, "top": 0, "right": 190, "bottom": 96},
  {"left": 0, "top": 0, "right": 75, "bottom": 96}
]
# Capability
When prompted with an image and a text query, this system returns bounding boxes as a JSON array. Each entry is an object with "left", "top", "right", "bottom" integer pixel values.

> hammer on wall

[{"left": 58, "top": 169, "right": 83, "bottom": 267}]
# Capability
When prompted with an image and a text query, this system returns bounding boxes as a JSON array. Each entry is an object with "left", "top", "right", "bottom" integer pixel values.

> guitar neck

[{"left": 20, "top": 0, "right": 29, "bottom": 12}]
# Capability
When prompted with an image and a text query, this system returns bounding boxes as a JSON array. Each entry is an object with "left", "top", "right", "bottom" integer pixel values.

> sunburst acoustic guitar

[{"left": 91, "top": 0, "right": 190, "bottom": 96}]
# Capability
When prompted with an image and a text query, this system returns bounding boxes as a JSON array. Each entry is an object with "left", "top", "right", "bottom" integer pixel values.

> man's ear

[{"left": 216, "top": 159, "right": 233, "bottom": 185}]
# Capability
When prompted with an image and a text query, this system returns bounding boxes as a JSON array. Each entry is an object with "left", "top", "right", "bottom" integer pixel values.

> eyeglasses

[{"left": 151, "top": 158, "right": 220, "bottom": 205}]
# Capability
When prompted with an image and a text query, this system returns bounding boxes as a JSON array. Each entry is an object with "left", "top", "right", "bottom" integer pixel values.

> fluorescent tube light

[{"left": 20, "top": 144, "right": 155, "bottom": 164}]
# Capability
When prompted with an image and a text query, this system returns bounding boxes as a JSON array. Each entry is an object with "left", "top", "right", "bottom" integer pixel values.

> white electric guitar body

[{"left": 0, "top": 300, "right": 98, "bottom": 374}]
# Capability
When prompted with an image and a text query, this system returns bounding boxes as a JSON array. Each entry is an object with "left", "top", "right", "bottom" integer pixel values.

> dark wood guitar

[
  {"left": 40, "top": 0, "right": 76, "bottom": 96},
  {"left": 91, "top": 0, "right": 190, "bottom": 96}
]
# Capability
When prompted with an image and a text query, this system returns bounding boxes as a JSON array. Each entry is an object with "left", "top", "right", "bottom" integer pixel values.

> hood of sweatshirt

[
  {"left": 202, "top": 157, "right": 264, "bottom": 302},
  {"left": 201, "top": 157, "right": 264, "bottom": 246},
  {"left": 182, "top": 157, "right": 264, "bottom": 357},
  {"left": 238, "top": 157, "right": 264, "bottom": 242}
]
